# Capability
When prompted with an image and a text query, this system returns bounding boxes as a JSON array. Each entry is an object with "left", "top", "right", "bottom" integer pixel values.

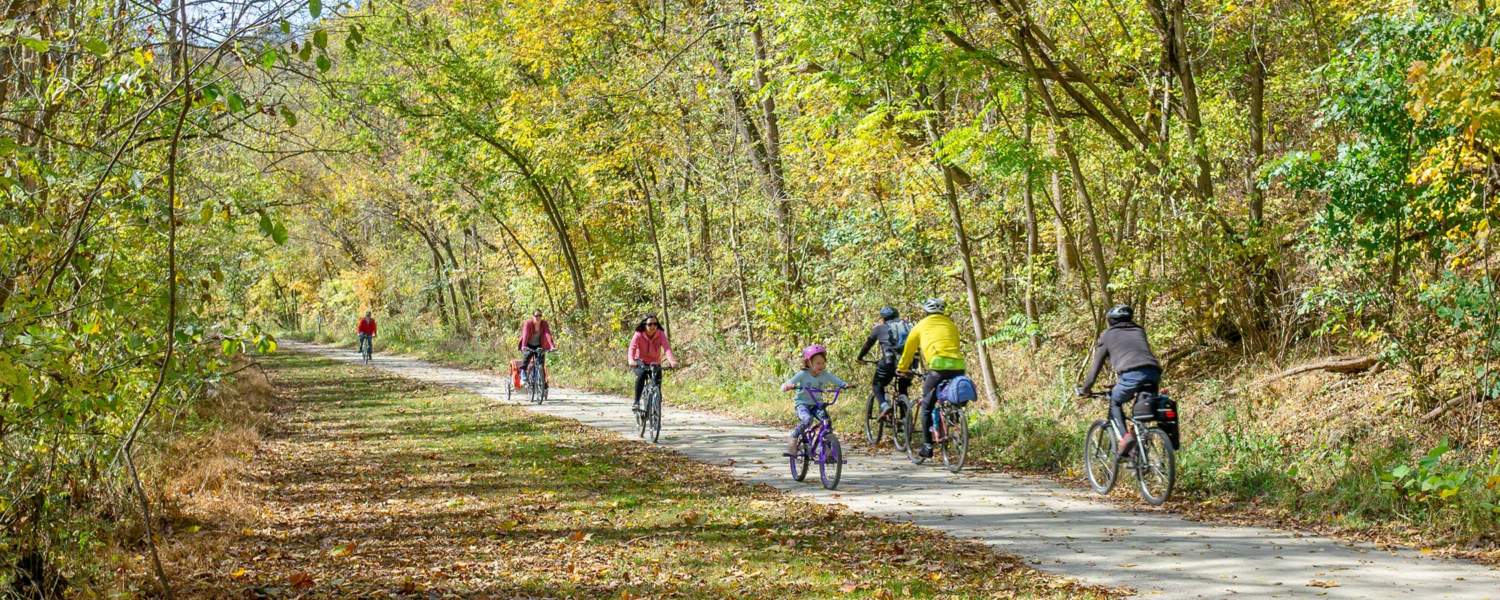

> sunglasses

[{"left": 646, "top": 321, "right": 659, "bottom": 326}]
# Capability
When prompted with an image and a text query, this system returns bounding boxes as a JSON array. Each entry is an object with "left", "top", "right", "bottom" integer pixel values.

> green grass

[{"left": 167, "top": 351, "right": 1108, "bottom": 598}]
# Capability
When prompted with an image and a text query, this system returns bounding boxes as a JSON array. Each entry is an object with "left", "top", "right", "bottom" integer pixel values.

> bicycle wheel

[
  {"left": 891, "top": 396, "right": 910, "bottom": 452},
  {"left": 647, "top": 390, "right": 662, "bottom": 444},
  {"left": 637, "top": 386, "right": 653, "bottom": 437},
  {"left": 819, "top": 432, "right": 842, "bottom": 490},
  {"left": 529, "top": 365, "right": 544, "bottom": 405},
  {"left": 862, "top": 391, "right": 884, "bottom": 446},
  {"left": 1136, "top": 428, "right": 1176, "bottom": 505},
  {"left": 790, "top": 434, "right": 810, "bottom": 482},
  {"left": 941, "top": 406, "right": 968, "bottom": 473},
  {"left": 905, "top": 406, "right": 927, "bottom": 465},
  {"left": 1084, "top": 420, "right": 1119, "bottom": 494}
]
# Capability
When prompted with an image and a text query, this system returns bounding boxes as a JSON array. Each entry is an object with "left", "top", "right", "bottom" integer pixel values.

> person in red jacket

[
  {"left": 517, "top": 310, "right": 556, "bottom": 384},
  {"left": 627, "top": 313, "right": 677, "bottom": 410},
  {"left": 357, "top": 311, "right": 377, "bottom": 356}
]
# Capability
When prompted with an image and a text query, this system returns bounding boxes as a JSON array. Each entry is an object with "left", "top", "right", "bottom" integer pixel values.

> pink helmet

[{"left": 801, "top": 344, "right": 828, "bottom": 364}]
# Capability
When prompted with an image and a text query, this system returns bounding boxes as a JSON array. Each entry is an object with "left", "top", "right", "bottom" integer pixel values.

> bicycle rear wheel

[
  {"left": 941, "top": 406, "right": 968, "bottom": 473},
  {"left": 819, "top": 432, "right": 842, "bottom": 490},
  {"left": 647, "top": 390, "right": 662, "bottom": 443},
  {"left": 862, "top": 391, "right": 884, "bottom": 446},
  {"left": 891, "top": 396, "right": 910, "bottom": 452},
  {"left": 1084, "top": 420, "right": 1119, "bottom": 494},
  {"left": 1136, "top": 427, "right": 1176, "bottom": 505}
]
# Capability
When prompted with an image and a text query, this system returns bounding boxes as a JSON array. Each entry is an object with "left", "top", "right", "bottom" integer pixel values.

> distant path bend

[{"left": 285, "top": 341, "right": 1500, "bottom": 599}]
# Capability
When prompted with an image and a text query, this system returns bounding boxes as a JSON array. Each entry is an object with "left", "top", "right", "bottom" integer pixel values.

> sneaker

[
  {"left": 919, "top": 444, "right": 934, "bottom": 458},
  {"left": 783, "top": 437, "right": 801, "bottom": 458},
  {"left": 878, "top": 404, "right": 893, "bottom": 420},
  {"left": 1116, "top": 432, "right": 1137, "bottom": 457}
]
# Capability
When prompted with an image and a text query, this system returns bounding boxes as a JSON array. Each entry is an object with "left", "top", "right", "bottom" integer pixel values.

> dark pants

[
  {"left": 1109, "top": 366, "right": 1162, "bottom": 434},
  {"left": 358, "top": 333, "right": 373, "bottom": 355},
  {"left": 870, "top": 360, "right": 911, "bottom": 411},
  {"left": 920, "top": 370, "right": 965, "bottom": 444},
  {"left": 520, "top": 345, "right": 545, "bottom": 377},
  {"left": 633, "top": 364, "right": 663, "bottom": 406}
]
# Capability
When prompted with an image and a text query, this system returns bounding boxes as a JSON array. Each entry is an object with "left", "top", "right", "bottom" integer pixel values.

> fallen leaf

[
  {"left": 1308, "top": 579, "right": 1339, "bottom": 588},
  {"left": 289, "top": 572, "right": 315, "bottom": 590},
  {"left": 230, "top": 568, "right": 248, "bottom": 579}
]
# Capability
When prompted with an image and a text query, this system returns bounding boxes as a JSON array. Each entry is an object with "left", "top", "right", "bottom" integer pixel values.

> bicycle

[
  {"left": 358, "top": 334, "right": 373, "bottom": 365},
  {"left": 521, "top": 348, "right": 550, "bottom": 405},
  {"left": 1081, "top": 388, "right": 1177, "bottom": 505},
  {"left": 905, "top": 376, "right": 970, "bottom": 473},
  {"left": 789, "top": 386, "right": 848, "bottom": 490},
  {"left": 858, "top": 359, "right": 911, "bottom": 452},
  {"left": 633, "top": 362, "right": 671, "bottom": 443}
]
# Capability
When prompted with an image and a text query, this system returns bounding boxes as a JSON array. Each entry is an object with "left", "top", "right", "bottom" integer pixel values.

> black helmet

[
  {"left": 879, "top": 306, "right": 898, "bottom": 321},
  {"left": 1106, "top": 304, "right": 1134, "bottom": 325}
]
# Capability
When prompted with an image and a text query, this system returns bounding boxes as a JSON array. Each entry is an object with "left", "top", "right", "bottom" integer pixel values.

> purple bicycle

[{"left": 789, "top": 386, "right": 847, "bottom": 490}]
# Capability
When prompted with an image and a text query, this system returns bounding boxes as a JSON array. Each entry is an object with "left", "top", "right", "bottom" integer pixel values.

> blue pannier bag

[{"left": 940, "top": 375, "right": 979, "bottom": 405}]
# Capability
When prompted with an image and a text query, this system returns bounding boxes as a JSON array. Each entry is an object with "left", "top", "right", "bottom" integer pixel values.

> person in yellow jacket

[{"left": 897, "top": 297, "right": 967, "bottom": 459}]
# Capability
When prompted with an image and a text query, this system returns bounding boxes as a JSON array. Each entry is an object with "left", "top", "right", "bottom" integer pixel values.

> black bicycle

[
  {"left": 522, "top": 348, "right": 550, "bottom": 405},
  {"left": 1082, "top": 388, "right": 1177, "bottom": 505},
  {"left": 858, "top": 359, "right": 911, "bottom": 453},
  {"left": 633, "top": 363, "right": 670, "bottom": 443},
  {"left": 358, "top": 334, "right": 373, "bottom": 365}
]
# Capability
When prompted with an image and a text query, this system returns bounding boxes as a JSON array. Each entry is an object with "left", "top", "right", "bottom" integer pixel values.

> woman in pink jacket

[
  {"left": 517, "top": 310, "right": 556, "bottom": 385},
  {"left": 627, "top": 313, "right": 677, "bottom": 410}
]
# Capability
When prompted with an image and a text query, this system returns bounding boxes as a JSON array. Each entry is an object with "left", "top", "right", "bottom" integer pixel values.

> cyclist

[
  {"left": 896, "top": 298, "right": 966, "bottom": 459},
  {"left": 781, "top": 344, "right": 847, "bottom": 457},
  {"left": 1076, "top": 304, "right": 1162, "bottom": 456},
  {"left": 517, "top": 310, "right": 556, "bottom": 386},
  {"left": 627, "top": 313, "right": 677, "bottom": 411},
  {"left": 356, "top": 311, "right": 377, "bottom": 356},
  {"left": 856, "top": 306, "right": 913, "bottom": 419}
]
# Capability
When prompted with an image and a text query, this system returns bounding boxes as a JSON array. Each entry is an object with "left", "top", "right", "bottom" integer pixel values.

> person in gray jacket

[{"left": 1077, "top": 305, "right": 1162, "bottom": 455}]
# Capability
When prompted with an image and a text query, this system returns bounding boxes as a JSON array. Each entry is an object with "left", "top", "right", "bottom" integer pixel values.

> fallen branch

[
  {"left": 1421, "top": 389, "right": 1494, "bottom": 422},
  {"left": 1266, "top": 356, "right": 1377, "bottom": 382}
]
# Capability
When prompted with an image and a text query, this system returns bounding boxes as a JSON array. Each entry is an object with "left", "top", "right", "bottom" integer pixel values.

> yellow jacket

[{"left": 898, "top": 314, "right": 966, "bottom": 372}]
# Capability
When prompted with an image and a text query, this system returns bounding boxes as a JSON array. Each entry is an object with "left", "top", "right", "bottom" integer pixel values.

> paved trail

[{"left": 288, "top": 342, "right": 1500, "bottom": 599}]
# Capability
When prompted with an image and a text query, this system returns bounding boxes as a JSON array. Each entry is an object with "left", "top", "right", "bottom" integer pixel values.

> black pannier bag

[
  {"left": 1155, "top": 393, "right": 1180, "bottom": 449},
  {"left": 1131, "top": 391, "right": 1181, "bottom": 450}
]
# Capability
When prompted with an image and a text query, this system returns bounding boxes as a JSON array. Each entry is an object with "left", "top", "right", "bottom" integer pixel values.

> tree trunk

[
  {"left": 1022, "top": 34, "right": 1113, "bottom": 323},
  {"left": 942, "top": 166, "right": 1001, "bottom": 406},
  {"left": 644, "top": 188, "right": 672, "bottom": 333},
  {"left": 1022, "top": 87, "right": 1042, "bottom": 351},
  {"left": 1247, "top": 41, "right": 1267, "bottom": 227},
  {"left": 729, "top": 197, "right": 755, "bottom": 345}
]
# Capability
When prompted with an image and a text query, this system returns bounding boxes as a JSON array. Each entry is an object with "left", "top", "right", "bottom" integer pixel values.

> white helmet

[{"left": 922, "top": 297, "right": 946, "bottom": 314}]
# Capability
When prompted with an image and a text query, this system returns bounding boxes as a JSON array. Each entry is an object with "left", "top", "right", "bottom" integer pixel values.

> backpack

[
  {"left": 939, "top": 375, "right": 979, "bottom": 406},
  {"left": 883, "top": 319, "right": 913, "bottom": 359}
]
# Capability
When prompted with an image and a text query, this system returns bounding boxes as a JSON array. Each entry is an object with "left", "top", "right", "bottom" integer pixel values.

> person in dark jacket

[
  {"left": 1078, "top": 305, "right": 1162, "bottom": 455},
  {"left": 856, "top": 306, "right": 912, "bottom": 417}
]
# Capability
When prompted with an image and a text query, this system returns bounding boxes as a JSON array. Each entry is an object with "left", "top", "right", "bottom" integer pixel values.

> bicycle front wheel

[
  {"left": 1084, "top": 420, "right": 1119, "bottom": 494},
  {"left": 862, "top": 391, "right": 883, "bottom": 446},
  {"left": 891, "top": 397, "right": 910, "bottom": 453},
  {"left": 905, "top": 407, "right": 927, "bottom": 465},
  {"left": 941, "top": 406, "right": 968, "bottom": 473},
  {"left": 637, "top": 387, "right": 653, "bottom": 437},
  {"left": 790, "top": 436, "right": 810, "bottom": 482},
  {"left": 647, "top": 390, "right": 662, "bottom": 443},
  {"left": 1136, "top": 428, "right": 1176, "bottom": 505},
  {"left": 819, "top": 433, "right": 842, "bottom": 490}
]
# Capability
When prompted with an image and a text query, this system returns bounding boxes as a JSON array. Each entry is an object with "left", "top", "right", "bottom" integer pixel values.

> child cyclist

[{"left": 781, "top": 344, "right": 848, "bottom": 457}]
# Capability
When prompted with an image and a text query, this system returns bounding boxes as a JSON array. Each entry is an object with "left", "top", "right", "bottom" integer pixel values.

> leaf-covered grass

[{"left": 155, "top": 352, "right": 1110, "bottom": 598}]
